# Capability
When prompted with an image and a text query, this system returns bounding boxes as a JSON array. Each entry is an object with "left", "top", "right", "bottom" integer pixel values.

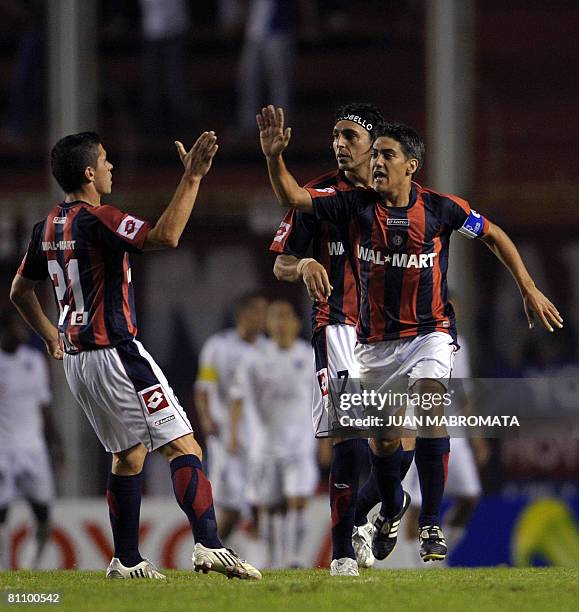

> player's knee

[
  {"left": 112, "top": 443, "right": 148, "bottom": 475},
  {"left": 401, "top": 436, "right": 416, "bottom": 451},
  {"left": 370, "top": 437, "right": 401, "bottom": 456},
  {"left": 158, "top": 433, "right": 203, "bottom": 462}
]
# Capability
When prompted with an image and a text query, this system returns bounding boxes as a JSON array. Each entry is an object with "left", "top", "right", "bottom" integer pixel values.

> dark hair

[
  {"left": 334, "top": 103, "right": 384, "bottom": 141},
  {"left": 233, "top": 290, "right": 267, "bottom": 320},
  {"left": 50, "top": 132, "right": 101, "bottom": 193},
  {"left": 374, "top": 122, "right": 425, "bottom": 174}
]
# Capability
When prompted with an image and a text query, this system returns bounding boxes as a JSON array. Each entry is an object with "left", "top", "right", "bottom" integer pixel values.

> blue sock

[
  {"left": 170, "top": 454, "right": 223, "bottom": 549},
  {"left": 330, "top": 439, "right": 367, "bottom": 560},
  {"left": 415, "top": 437, "right": 450, "bottom": 527},
  {"left": 370, "top": 443, "right": 404, "bottom": 520},
  {"left": 106, "top": 472, "right": 144, "bottom": 567}
]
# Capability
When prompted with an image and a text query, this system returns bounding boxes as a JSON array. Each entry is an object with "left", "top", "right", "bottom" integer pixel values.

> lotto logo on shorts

[
  {"left": 273, "top": 221, "right": 291, "bottom": 243},
  {"left": 316, "top": 368, "right": 329, "bottom": 397},
  {"left": 116, "top": 215, "right": 144, "bottom": 240},
  {"left": 139, "top": 384, "right": 170, "bottom": 414}
]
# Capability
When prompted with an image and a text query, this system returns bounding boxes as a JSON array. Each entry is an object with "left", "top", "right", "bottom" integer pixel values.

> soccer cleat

[
  {"left": 371, "top": 490, "right": 411, "bottom": 560},
  {"left": 193, "top": 543, "right": 262, "bottom": 580},
  {"left": 419, "top": 525, "right": 448, "bottom": 562},
  {"left": 352, "top": 522, "right": 375, "bottom": 568},
  {"left": 106, "top": 558, "right": 166, "bottom": 580},
  {"left": 330, "top": 557, "right": 360, "bottom": 576}
]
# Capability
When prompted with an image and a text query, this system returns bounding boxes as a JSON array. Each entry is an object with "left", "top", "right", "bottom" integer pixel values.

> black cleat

[
  {"left": 419, "top": 525, "right": 447, "bottom": 562},
  {"left": 371, "top": 491, "right": 411, "bottom": 560}
]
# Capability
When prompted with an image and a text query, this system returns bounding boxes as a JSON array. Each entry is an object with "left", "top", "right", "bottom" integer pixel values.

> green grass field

[{"left": 1, "top": 568, "right": 577, "bottom": 612}]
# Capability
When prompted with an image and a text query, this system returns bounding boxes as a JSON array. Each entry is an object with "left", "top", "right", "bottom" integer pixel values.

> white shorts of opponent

[
  {"left": 405, "top": 436, "right": 482, "bottom": 504},
  {"left": 247, "top": 454, "right": 318, "bottom": 507},
  {"left": 312, "top": 324, "right": 359, "bottom": 438},
  {"left": 207, "top": 436, "right": 248, "bottom": 513},
  {"left": 355, "top": 331, "right": 457, "bottom": 392},
  {"left": 0, "top": 447, "right": 55, "bottom": 507},
  {"left": 63, "top": 339, "right": 193, "bottom": 453}
]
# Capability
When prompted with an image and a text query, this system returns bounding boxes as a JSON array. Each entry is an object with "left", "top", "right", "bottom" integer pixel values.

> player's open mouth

[{"left": 373, "top": 171, "right": 387, "bottom": 180}]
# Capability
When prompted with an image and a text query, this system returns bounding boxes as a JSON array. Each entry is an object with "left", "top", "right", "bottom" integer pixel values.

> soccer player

[
  {"left": 195, "top": 292, "right": 268, "bottom": 542},
  {"left": 269, "top": 103, "right": 415, "bottom": 575},
  {"left": 10, "top": 131, "right": 261, "bottom": 580},
  {"left": 258, "top": 105, "right": 562, "bottom": 562},
  {"left": 0, "top": 309, "right": 60, "bottom": 570},
  {"left": 230, "top": 300, "right": 317, "bottom": 568}
]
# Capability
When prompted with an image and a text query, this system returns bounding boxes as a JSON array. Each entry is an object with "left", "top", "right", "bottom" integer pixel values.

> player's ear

[
  {"left": 406, "top": 158, "right": 418, "bottom": 176},
  {"left": 84, "top": 166, "right": 95, "bottom": 183}
]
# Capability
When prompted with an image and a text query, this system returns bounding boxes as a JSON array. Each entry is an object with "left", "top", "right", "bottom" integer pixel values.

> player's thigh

[
  {"left": 444, "top": 437, "right": 482, "bottom": 498},
  {"left": 15, "top": 448, "right": 55, "bottom": 505},
  {"left": 405, "top": 332, "right": 457, "bottom": 390},
  {"left": 247, "top": 457, "right": 283, "bottom": 508},
  {"left": 280, "top": 453, "right": 318, "bottom": 500}
]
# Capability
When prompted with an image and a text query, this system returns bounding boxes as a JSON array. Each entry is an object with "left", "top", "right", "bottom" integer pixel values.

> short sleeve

[
  {"left": 87, "top": 205, "right": 152, "bottom": 253},
  {"left": 309, "top": 187, "right": 361, "bottom": 226},
  {"left": 439, "top": 195, "right": 489, "bottom": 239},
  {"left": 17, "top": 221, "right": 48, "bottom": 281},
  {"left": 269, "top": 208, "right": 316, "bottom": 257},
  {"left": 195, "top": 337, "right": 219, "bottom": 392}
]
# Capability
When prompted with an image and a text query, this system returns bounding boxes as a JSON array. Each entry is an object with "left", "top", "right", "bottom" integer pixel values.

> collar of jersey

[{"left": 59, "top": 200, "right": 91, "bottom": 208}]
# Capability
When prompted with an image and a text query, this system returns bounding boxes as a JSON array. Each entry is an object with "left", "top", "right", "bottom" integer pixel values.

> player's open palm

[
  {"left": 176, "top": 132, "right": 218, "bottom": 179},
  {"left": 523, "top": 287, "right": 563, "bottom": 332},
  {"left": 257, "top": 105, "right": 291, "bottom": 158}
]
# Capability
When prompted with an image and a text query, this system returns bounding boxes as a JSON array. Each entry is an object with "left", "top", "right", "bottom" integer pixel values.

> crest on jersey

[
  {"left": 139, "top": 384, "right": 170, "bottom": 414},
  {"left": 116, "top": 215, "right": 144, "bottom": 240},
  {"left": 273, "top": 221, "right": 291, "bottom": 243},
  {"left": 316, "top": 368, "right": 329, "bottom": 397},
  {"left": 388, "top": 228, "right": 408, "bottom": 251}
]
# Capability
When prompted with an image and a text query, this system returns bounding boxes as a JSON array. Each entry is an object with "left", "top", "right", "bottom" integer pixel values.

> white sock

[{"left": 271, "top": 513, "right": 285, "bottom": 569}]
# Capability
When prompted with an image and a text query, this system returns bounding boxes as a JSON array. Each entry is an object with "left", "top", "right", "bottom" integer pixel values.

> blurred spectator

[
  {"left": 1, "top": 0, "right": 45, "bottom": 140},
  {"left": 236, "top": 0, "right": 298, "bottom": 135},
  {"left": 139, "top": 0, "right": 197, "bottom": 134}
]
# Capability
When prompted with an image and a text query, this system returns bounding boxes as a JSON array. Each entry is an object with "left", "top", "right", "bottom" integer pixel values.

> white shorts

[
  {"left": 0, "top": 448, "right": 55, "bottom": 507},
  {"left": 247, "top": 453, "right": 318, "bottom": 507},
  {"left": 312, "top": 324, "right": 359, "bottom": 437},
  {"left": 405, "top": 437, "right": 482, "bottom": 505},
  {"left": 355, "top": 332, "right": 457, "bottom": 392},
  {"left": 207, "top": 437, "right": 248, "bottom": 512},
  {"left": 63, "top": 339, "right": 193, "bottom": 453}
]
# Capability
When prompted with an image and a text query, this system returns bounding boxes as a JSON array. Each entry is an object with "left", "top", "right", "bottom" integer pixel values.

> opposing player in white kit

[
  {"left": 195, "top": 292, "right": 268, "bottom": 542},
  {"left": 231, "top": 301, "right": 318, "bottom": 568},
  {"left": 404, "top": 331, "right": 489, "bottom": 564},
  {"left": 0, "top": 310, "right": 61, "bottom": 569},
  {"left": 11, "top": 131, "right": 261, "bottom": 580}
]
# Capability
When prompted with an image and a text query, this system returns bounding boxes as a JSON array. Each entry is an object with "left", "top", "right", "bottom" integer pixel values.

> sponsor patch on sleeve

[
  {"left": 116, "top": 215, "right": 144, "bottom": 240},
  {"left": 458, "top": 209, "right": 486, "bottom": 239},
  {"left": 273, "top": 221, "right": 291, "bottom": 243}
]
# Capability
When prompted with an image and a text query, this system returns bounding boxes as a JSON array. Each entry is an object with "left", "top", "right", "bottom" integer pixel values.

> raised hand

[
  {"left": 256, "top": 105, "right": 291, "bottom": 158},
  {"left": 523, "top": 286, "right": 563, "bottom": 332},
  {"left": 175, "top": 131, "right": 218, "bottom": 180}
]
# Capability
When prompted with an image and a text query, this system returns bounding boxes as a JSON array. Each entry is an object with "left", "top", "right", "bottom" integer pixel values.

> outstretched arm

[
  {"left": 481, "top": 221, "right": 563, "bottom": 332},
  {"left": 257, "top": 105, "right": 313, "bottom": 213},
  {"left": 144, "top": 132, "right": 218, "bottom": 250},
  {"left": 10, "top": 276, "right": 62, "bottom": 359},
  {"left": 273, "top": 254, "right": 332, "bottom": 301}
]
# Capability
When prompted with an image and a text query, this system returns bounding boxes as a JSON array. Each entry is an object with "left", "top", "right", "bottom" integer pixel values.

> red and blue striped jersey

[
  {"left": 18, "top": 201, "right": 151, "bottom": 353},
  {"left": 270, "top": 170, "right": 359, "bottom": 334},
  {"left": 311, "top": 182, "right": 489, "bottom": 343}
]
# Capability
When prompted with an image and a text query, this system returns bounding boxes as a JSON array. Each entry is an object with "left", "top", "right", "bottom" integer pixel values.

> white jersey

[
  {"left": 232, "top": 338, "right": 314, "bottom": 459},
  {"left": 195, "top": 329, "right": 267, "bottom": 448},
  {"left": 0, "top": 345, "right": 52, "bottom": 452}
]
